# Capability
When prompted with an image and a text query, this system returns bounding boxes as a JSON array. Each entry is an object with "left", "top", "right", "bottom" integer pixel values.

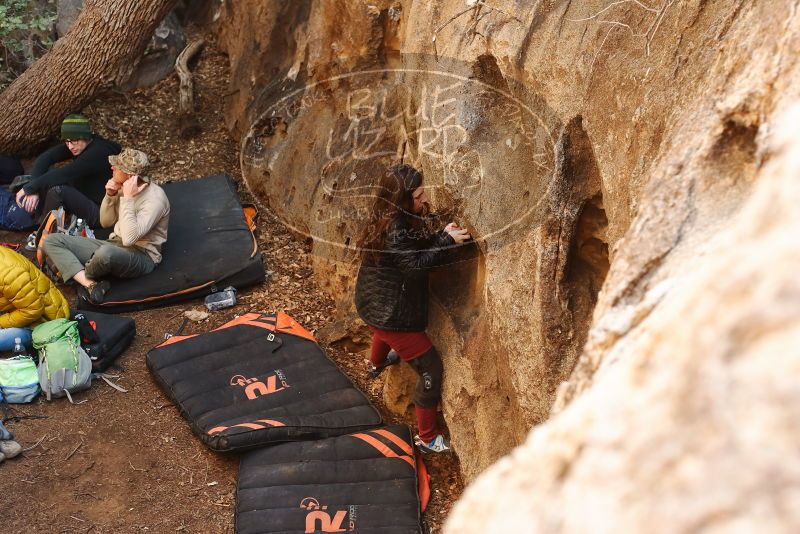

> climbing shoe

[
  {"left": 86, "top": 280, "right": 111, "bottom": 305},
  {"left": 24, "top": 232, "right": 37, "bottom": 251},
  {"left": 0, "top": 440, "right": 21, "bottom": 460},
  {"left": 414, "top": 434, "right": 451, "bottom": 454},
  {"left": 368, "top": 351, "right": 400, "bottom": 378}
]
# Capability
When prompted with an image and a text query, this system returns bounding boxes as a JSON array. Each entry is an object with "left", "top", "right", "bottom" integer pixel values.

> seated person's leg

[
  {"left": 42, "top": 234, "right": 104, "bottom": 283},
  {"left": 0, "top": 327, "right": 32, "bottom": 352},
  {"left": 40, "top": 186, "right": 101, "bottom": 229},
  {"left": 85, "top": 243, "right": 155, "bottom": 280},
  {"left": 37, "top": 185, "right": 64, "bottom": 223}
]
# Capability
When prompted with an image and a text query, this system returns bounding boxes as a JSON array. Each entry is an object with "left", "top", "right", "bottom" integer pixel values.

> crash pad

[{"left": 146, "top": 312, "right": 382, "bottom": 452}]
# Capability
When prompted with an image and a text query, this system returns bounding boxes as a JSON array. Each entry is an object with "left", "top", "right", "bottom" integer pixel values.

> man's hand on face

[
  {"left": 121, "top": 176, "right": 147, "bottom": 198},
  {"left": 22, "top": 193, "right": 39, "bottom": 214},
  {"left": 105, "top": 179, "right": 121, "bottom": 196}
]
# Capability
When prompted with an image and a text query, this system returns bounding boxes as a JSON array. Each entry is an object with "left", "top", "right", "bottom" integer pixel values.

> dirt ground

[{"left": 0, "top": 33, "right": 463, "bottom": 533}]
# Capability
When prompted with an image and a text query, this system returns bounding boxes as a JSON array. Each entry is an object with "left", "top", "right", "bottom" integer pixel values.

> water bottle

[
  {"left": 84, "top": 225, "right": 95, "bottom": 239},
  {"left": 205, "top": 286, "right": 237, "bottom": 311},
  {"left": 74, "top": 218, "right": 85, "bottom": 237},
  {"left": 12, "top": 337, "right": 26, "bottom": 357},
  {"left": 64, "top": 216, "right": 77, "bottom": 236},
  {"left": 10, "top": 336, "right": 36, "bottom": 365}
]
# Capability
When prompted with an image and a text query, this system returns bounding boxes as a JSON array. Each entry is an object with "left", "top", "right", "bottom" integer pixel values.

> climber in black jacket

[
  {"left": 355, "top": 163, "right": 471, "bottom": 454},
  {"left": 15, "top": 114, "right": 121, "bottom": 230}
]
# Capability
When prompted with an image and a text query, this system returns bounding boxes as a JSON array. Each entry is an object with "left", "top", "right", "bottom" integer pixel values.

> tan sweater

[{"left": 99, "top": 182, "right": 170, "bottom": 264}]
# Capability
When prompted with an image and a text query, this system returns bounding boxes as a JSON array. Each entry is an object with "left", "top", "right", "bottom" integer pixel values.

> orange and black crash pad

[
  {"left": 236, "top": 425, "right": 429, "bottom": 534},
  {"left": 76, "top": 175, "right": 265, "bottom": 312},
  {"left": 146, "top": 312, "right": 382, "bottom": 452}
]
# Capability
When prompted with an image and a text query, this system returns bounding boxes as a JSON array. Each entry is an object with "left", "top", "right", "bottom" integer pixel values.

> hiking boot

[
  {"left": 0, "top": 440, "right": 21, "bottom": 459},
  {"left": 368, "top": 351, "right": 400, "bottom": 378},
  {"left": 414, "top": 434, "right": 451, "bottom": 454},
  {"left": 24, "top": 232, "right": 36, "bottom": 251},
  {"left": 86, "top": 280, "right": 111, "bottom": 304}
]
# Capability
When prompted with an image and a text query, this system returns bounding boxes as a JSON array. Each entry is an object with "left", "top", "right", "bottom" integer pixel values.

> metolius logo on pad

[
  {"left": 300, "top": 497, "right": 356, "bottom": 533},
  {"left": 230, "top": 370, "right": 290, "bottom": 400}
]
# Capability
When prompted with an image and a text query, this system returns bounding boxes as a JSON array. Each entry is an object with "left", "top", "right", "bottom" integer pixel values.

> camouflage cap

[{"left": 109, "top": 148, "right": 150, "bottom": 178}]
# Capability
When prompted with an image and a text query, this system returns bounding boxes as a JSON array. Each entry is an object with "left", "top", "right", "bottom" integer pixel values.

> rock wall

[
  {"left": 445, "top": 102, "right": 800, "bottom": 533},
  {"left": 215, "top": 0, "right": 800, "bottom": 501}
]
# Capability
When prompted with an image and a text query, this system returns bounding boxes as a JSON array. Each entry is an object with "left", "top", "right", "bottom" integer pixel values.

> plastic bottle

[
  {"left": 12, "top": 337, "right": 26, "bottom": 357},
  {"left": 65, "top": 216, "right": 77, "bottom": 236},
  {"left": 84, "top": 225, "right": 95, "bottom": 239},
  {"left": 205, "top": 286, "right": 237, "bottom": 311},
  {"left": 74, "top": 218, "right": 85, "bottom": 237}
]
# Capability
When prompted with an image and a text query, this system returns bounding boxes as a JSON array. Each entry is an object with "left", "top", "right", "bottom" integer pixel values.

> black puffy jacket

[{"left": 355, "top": 213, "right": 455, "bottom": 332}]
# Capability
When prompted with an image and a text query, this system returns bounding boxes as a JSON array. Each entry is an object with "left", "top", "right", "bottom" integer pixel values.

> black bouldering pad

[
  {"left": 70, "top": 309, "right": 136, "bottom": 372},
  {"left": 76, "top": 175, "right": 265, "bottom": 312},
  {"left": 146, "top": 312, "right": 382, "bottom": 452},
  {"left": 236, "top": 424, "right": 427, "bottom": 534}
]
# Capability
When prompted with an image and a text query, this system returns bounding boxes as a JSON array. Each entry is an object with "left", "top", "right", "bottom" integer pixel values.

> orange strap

[
  {"left": 351, "top": 433, "right": 414, "bottom": 468},
  {"left": 36, "top": 211, "right": 59, "bottom": 266},
  {"left": 157, "top": 334, "right": 198, "bottom": 348},
  {"left": 214, "top": 312, "right": 276, "bottom": 332},
  {"left": 155, "top": 313, "right": 316, "bottom": 349},
  {"left": 157, "top": 313, "right": 274, "bottom": 348},
  {"left": 207, "top": 418, "right": 285, "bottom": 435},
  {"left": 243, "top": 205, "right": 258, "bottom": 232},
  {"left": 371, "top": 428, "right": 414, "bottom": 455},
  {"left": 275, "top": 312, "right": 316, "bottom": 342},
  {"left": 255, "top": 419, "right": 286, "bottom": 427},
  {"left": 416, "top": 454, "right": 431, "bottom": 512},
  {"left": 210, "top": 312, "right": 315, "bottom": 342}
]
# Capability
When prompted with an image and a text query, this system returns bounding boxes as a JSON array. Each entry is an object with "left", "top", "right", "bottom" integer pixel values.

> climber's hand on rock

[{"left": 447, "top": 227, "right": 471, "bottom": 244}]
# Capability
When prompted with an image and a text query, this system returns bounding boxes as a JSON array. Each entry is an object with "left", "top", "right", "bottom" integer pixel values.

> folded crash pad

[
  {"left": 70, "top": 310, "right": 136, "bottom": 372},
  {"left": 146, "top": 312, "right": 382, "bottom": 452},
  {"left": 76, "top": 175, "right": 265, "bottom": 312},
  {"left": 236, "top": 424, "right": 428, "bottom": 534}
]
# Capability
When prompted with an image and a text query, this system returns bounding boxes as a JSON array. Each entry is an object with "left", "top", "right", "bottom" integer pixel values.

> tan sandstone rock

[
  {"left": 444, "top": 103, "right": 800, "bottom": 533},
  {"left": 217, "top": 0, "right": 800, "bottom": 489}
]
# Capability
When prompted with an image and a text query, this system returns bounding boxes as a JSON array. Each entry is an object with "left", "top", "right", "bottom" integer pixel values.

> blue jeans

[
  {"left": 0, "top": 327, "right": 32, "bottom": 352},
  {"left": 0, "top": 420, "right": 11, "bottom": 441}
]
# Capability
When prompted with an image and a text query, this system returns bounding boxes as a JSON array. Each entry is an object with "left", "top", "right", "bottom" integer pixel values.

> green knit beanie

[{"left": 60, "top": 114, "right": 93, "bottom": 141}]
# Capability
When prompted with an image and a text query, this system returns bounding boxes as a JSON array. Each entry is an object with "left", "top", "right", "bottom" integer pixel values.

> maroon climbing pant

[{"left": 368, "top": 327, "right": 439, "bottom": 442}]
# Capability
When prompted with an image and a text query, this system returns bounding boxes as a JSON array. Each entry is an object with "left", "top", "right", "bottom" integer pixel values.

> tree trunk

[{"left": 0, "top": 0, "right": 177, "bottom": 155}]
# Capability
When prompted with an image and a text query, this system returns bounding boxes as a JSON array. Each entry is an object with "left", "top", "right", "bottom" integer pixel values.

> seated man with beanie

[
  {"left": 42, "top": 148, "right": 170, "bottom": 305},
  {"left": 15, "top": 114, "right": 121, "bottom": 230}
]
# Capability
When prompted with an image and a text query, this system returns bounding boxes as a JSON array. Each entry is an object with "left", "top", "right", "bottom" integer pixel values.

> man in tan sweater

[{"left": 42, "top": 148, "right": 170, "bottom": 304}]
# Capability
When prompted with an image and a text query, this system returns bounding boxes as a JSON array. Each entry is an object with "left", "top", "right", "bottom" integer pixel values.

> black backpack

[{"left": 70, "top": 311, "right": 136, "bottom": 372}]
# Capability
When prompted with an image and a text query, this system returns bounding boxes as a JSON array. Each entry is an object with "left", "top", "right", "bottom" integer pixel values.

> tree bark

[{"left": 0, "top": 0, "right": 177, "bottom": 155}]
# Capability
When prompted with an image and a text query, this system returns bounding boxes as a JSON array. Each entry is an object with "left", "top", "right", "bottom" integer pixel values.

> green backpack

[
  {"left": 0, "top": 355, "right": 40, "bottom": 403},
  {"left": 32, "top": 319, "right": 93, "bottom": 403}
]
